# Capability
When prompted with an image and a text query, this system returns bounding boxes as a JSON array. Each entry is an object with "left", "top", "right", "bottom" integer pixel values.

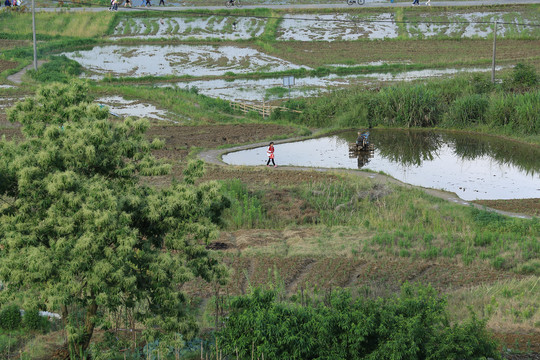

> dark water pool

[{"left": 222, "top": 129, "right": 540, "bottom": 201}]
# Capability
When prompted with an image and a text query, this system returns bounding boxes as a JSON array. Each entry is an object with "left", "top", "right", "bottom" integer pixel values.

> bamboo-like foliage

[{"left": 0, "top": 81, "right": 230, "bottom": 357}]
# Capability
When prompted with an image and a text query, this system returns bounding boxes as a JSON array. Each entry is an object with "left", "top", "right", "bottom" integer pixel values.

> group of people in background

[
  {"left": 2, "top": 0, "right": 22, "bottom": 7},
  {"left": 109, "top": 0, "right": 164, "bottom": 9}
]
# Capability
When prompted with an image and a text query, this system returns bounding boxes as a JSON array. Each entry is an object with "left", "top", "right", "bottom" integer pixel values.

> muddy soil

[
  {"left": 0, "top": 59, "right": 18, "bottom": 74},
  {"left": 146, "top": 122, "right": 297, "bottom": 160},
  {"left": 475, "top": 198, "right": 540, "bottom": 217}
]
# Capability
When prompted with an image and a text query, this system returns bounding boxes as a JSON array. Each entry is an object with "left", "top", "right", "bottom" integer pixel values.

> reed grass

[
  {"left": 221, "top": 179, "right": 266, "bottom": 229},
  {"left": 291, "top": 71, "right": 540, "bottom": 138}
]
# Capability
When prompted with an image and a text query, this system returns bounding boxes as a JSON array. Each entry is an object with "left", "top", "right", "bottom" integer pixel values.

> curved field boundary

[{"left": 198, "top": 137, "right": 534, "bottom": 220}]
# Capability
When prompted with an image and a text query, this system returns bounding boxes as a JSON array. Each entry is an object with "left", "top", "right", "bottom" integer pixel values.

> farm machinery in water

[{"left": 349, "top": 130, "right": 374, "bottom": 168}]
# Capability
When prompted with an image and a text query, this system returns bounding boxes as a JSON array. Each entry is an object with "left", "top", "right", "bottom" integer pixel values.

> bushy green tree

[{"left": 0, "top": 81, "right": 229, "bottom": 356}]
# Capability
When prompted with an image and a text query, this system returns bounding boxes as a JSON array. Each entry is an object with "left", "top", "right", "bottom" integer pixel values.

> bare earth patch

[
  {"left": 0, "top": 58, "right": 18, "bottom": 73},
  {"left": 475, "top": 198, "right": 540, "bottom": 218}
]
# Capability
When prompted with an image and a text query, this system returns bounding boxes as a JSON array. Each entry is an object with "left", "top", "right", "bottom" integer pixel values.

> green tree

[{"left": 0, "top": 82, "right": 229, "bottom": 357}]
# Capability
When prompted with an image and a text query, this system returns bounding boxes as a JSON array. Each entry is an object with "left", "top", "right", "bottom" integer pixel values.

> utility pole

[
  {"left": 32, "top": 0, "right": 37, "bottom": 71},
  {"left": 491, "top": 21, "right": 497, "bottom": 84}
]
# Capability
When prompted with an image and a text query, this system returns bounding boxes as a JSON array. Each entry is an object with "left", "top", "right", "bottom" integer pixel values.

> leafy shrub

[
  {"left": 23, "top": 308, "right": 50, "bottom": 332},
  {"left": 0, "top": 304, "right": 21, "bottom": 330},
  {"left": 218, "top": 283, "right": 500, "bottom": 360},
  {"left": 486, "top": 93, "right": 515, "bottom": 128},
  {"left": 512, "top": 90, "right": 540, "bottom": 134},
  {"left": 444, "top": 94, "right": 489, "bottom": 126},
  {"left": 469, "top": 73, "right": 494, "bottom": 94},
  {"left": 509, "top": 63, "right": 538, "bottom": 88}
]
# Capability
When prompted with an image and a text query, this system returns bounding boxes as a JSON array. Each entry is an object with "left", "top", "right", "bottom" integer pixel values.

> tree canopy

[{"left": 0, "top": 81, "right": 229, "bottom": 355}]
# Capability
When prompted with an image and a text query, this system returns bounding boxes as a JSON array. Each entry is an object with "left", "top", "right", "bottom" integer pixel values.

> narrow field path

[
  {"left": 198, "top": 138, "right": 534, "bottom": 220},
  {"left": 6, "top": 60, "right": 46, "bottom": 85}
]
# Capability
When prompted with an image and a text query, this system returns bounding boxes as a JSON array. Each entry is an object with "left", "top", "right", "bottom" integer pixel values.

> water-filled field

[
  {"left": 223, "top": 129, "right": 540, "bottom": 200},
  {"left": 62, "top": 44, "right": 307, "bottom": 78}
]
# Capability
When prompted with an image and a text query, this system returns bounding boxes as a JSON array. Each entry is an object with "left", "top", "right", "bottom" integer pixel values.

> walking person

[
  {"left": 266, "top": 142, "right": 277, "bottom": 167},
  {"left": 412, "top": 0, "right": 419, "bottom": 5},
  {"left": 158, "top": 0, "right": 164, "bottom": 6},
  {"left": 145, "top": 0, "right": 151, "bottom": 7}
]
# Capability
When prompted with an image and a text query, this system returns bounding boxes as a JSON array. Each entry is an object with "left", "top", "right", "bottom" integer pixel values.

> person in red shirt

[{"left": 266, "top": 142, "right": 276, "bottom": 167}]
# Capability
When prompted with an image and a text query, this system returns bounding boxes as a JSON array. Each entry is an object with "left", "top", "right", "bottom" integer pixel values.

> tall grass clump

[
  {"left": 221, "top": 179, "right": 265, "bottom": 229},
  {"left": 487, "top": 90, "right": 540, "bottom": 135},
  {"left": 371, "top": 84, "right": 443, "bottom": 127},
  {"left": 300, "top": 180, "right": 372, "bottom": 226},
  {"left": 300, "top": 89, "right": 374, "bottom": 128},
  {"left": 443, "top": 93, "right": 490, "bottom": 127},
  {"left": 447, "top": 278, "right": 540, "bottom": 330}
]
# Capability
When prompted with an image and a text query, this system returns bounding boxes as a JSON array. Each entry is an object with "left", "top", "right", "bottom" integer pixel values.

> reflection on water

[{"left": 222, "top": 129, "right": 540, "bottom": 200}]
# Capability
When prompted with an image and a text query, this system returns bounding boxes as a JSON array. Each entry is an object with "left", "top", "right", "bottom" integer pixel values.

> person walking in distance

[{"left": 266, "top": 142, "right": 276, "bottom": 167}]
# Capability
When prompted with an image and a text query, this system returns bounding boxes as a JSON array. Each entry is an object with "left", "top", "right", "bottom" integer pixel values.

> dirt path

[
  {"left": 198, "top": 138, "right": 534, "bottom": 220},
  {"left": 6, "top": 60, "right": 46, "bottom": 84}
]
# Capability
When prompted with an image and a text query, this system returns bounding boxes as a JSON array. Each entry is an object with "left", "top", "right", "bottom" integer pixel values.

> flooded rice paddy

[
  {"left": 96, "top": 96, "right": 174, "bottom": 121},
  {"left": 111, "top": 16, "right": 265, "bottom": 40},
  {"left": 62, "top": 41, "right": 502, "bottom": 101},
  {"left": 109, "top": 11, "right": 540, "bottom": 41},
  {"left": 277, "top": 11, "right": 539, "bottom": 41},
  {"left": 222, "top": 129, "right": 540, "bottom": 201},
  {"left": 163, "top": 66, "right": 502, "bottom": 102},
  {"left": 63, "top": 45, "right": 307, "bottom": 78}
]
